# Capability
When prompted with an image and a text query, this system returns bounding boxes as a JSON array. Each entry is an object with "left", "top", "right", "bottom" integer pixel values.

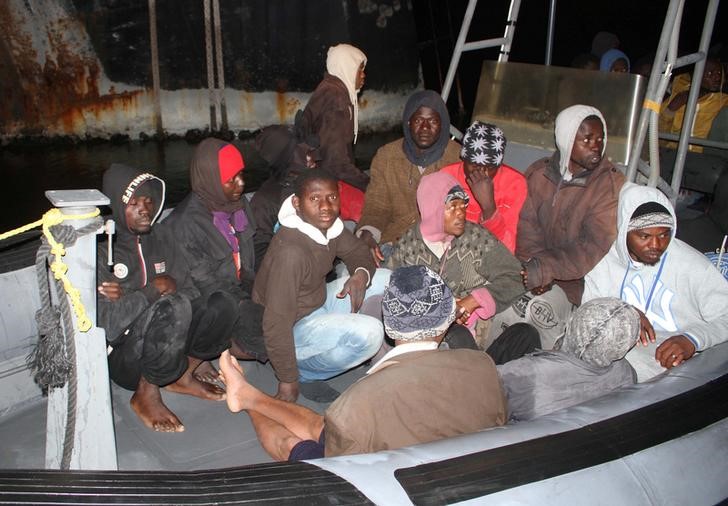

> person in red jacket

[{"left": 440, "top": 121, "right": 526, "bottom": 253}]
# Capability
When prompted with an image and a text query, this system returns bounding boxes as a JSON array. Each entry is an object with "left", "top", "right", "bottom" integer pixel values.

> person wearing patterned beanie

[
  {"left": 584, "top": 183, "right": 728, "bottom": 381},
  {"left": 217, "top": 265, "right": 507, "bottom": 460},
  {"left": 440, "top": 121, "right": 527, "bottom": 253}
]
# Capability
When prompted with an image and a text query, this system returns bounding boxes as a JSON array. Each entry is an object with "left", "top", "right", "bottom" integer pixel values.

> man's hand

[
  {"left": 337, "top": 270, "right": 369, "bottom": 313},
  {"left": 635, "top": 308, "right": 656, "bottom": 346},
  {"left": 655, "top": 335, "right": 696, "bottom": 369},
  {"left": 466, "top": 168, "right": 496, "bottom": 221},
  {"left": 98, "top": 281, "right": 123, "bottom": 301},
  {"left": 359, "top": 230, "right": 384, "bottom": 267},
  {"left": 275, "top": 380, "right": 299, "bottom": 402},
  {"left": 455, "top": 294, "right": 480, "bottom": 325},
  {"left": 152, "top": 275, "right": 177, "bottom": 296},
  {"left": 521, "top": 267, "right": 550, "bottom": 295}
]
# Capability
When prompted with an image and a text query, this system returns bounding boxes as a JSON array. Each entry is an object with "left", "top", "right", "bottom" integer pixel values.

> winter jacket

[
  {"left": 97, "top": 164, "right": 194, "bottom": 343},
  {"left": 516, "top": 154, "right": 625, "bottom": 305},
  {"left": 166, "top": 191, "right": 257, "bottom": 299},
  {"left": 300, "top": 73, "right": 369, "bottom": 190}
]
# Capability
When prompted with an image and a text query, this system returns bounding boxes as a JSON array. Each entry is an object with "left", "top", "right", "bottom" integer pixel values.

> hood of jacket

[
  {"left": 190, "top": 137, "right": 246, "bottom": 214},
  {"left": 417, "top": 171, "right": 462, "bottom": 243},
  {"left": 402, "top": 90, "right": 452, "bottom": 167},
  {"left": 554, "top": 105, "right": 608, "bottom": 181},
  {"left": 277, "top": 194, "right": 344, "bottom": 246},
  {"left": 326, "top": 44, "right": 367, "bottom": 143},
  {"left": 102, "top": 163, "right": 165, "bottom": 237},
  {"left": 615, "top": 182, "right": 677, "bottom": 266}
]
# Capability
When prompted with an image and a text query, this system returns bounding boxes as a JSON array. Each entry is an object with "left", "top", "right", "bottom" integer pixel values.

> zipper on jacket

[{"left": 136, "top": 237, "right": 148, "bottom": 288}]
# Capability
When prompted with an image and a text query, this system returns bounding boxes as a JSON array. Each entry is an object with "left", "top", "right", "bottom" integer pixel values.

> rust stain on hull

[
  {"left": 0, "top": 3, "right": 145, "bottom": 137},
  {"left": 275, "top": 91, "right": 301, "bottom": 123}
]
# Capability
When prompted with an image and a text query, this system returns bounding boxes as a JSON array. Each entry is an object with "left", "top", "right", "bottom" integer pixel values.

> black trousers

[{"left": 108, "top": 291, "right": 237, "bottom": 390}]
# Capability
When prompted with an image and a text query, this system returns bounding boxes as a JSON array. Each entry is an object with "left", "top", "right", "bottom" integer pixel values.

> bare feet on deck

[
  {"left": 165, "top": 369, "right": 226, "bottom": 401},
  {"left": 131, "top": 377, "right": 185, "bottom": 433},
  {"left": 218, "top": 350, "right": 256, "bottom": 413},
  {"left": 193, "top": 361, "right": 220, "bottom": 384}
]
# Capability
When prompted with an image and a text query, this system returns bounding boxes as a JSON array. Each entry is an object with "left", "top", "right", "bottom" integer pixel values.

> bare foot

[
  {"left": 193, "top": 361, "right": 220, "bottom": 384},
  {"left": 165, "top": 371, "right": 226, "bottom": 401},
  {"left": 131, "top": 377, "right": 185, "bottom": 432},
  {"left": 218, "top": 350, "right": 256, "bottom": 412}
]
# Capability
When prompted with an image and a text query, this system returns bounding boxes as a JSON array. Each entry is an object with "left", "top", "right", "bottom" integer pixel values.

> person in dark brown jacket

[
  {"left": 298, "top": 44, "right": 369, "bottom": 191},
  {"left": 491, "top": 105, "right": 625, "bottom": 349},
  {"left": 356, "top": 90, "right": 461, "bottom": 264},
  {"left": 250, "top": 169, "right": 391, "bottom": 403},
  {"left": 219, "top": 265, "right": 506, "bottom": 460}
]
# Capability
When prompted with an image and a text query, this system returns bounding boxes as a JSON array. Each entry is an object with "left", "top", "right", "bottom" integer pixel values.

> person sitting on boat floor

[
  {"left": 599, "top": 48, "right": 630, "bottom": 73},
  {"left": 440, "top": 121, "right": 527, "bottom": 253},
  {"left": 297, "top": 43, "right": 370, "bottom": 191},
  {"left": 248, "top": 168, "right": 391, "bottom": 403},
  {"left": 659, "top": 57, "right": 728, "bottom": 153},
  {"left": 498, "top": 297, "right": 638, "bottom": 422},
  {"left": 356, "top": 89, "right": 461, "bottom": 266},
  {"left": 98, "top": 163, "right": 237, "bottom": 433},
  {"left": 165, "top": 138, "right": 265, "bottom": 385},
  {"left": 219, "top": 265, "right": 507, "bottom": 460},
  {"left": 251, "top": 123, "right": 365, "bottom": 265},
  {"left": 387, "top": 171, "right": 533, "bottom": 359},
  {"left": 582, "top": 183, "right": 728, "bottom": 381},
  {"left": 492, "top": 104, "right": 625, "bottom": 351}
]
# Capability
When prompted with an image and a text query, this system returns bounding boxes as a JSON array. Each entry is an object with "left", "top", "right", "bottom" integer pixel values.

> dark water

[{"left": 0, "top": 131, "right": 400, "bottom": 234}]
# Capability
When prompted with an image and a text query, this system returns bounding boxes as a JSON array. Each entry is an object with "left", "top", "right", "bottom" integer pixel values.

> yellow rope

[{"left": 1, "top": 208, "right": 101, "bottom": 332}]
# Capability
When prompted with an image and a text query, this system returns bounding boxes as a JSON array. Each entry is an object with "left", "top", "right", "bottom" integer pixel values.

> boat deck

[{"left": 1, "top": 358, "right": 366, "bottom": 471}]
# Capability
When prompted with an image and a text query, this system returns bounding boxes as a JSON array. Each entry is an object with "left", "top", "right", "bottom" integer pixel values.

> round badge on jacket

[{"left": 113, "top": 263, "right": 129, "bottom": 279}]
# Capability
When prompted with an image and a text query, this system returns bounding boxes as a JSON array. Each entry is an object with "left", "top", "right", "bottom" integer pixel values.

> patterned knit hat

[
  {"left": 460, "top": 121, "right": 506, "bottom": 167},
  {"left": 555, "top": 297, "right": 639, "bottom": 367},
  {"left": 628, "top": 202, "right": 674, "bottom": 232},
  {"left": 382, "top": 265, "right": 456, "bottom": 342},
  {"left": 445, "top": 185, "right": 470, "bottom": 205}
]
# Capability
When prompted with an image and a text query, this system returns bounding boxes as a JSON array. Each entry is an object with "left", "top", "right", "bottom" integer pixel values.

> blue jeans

[{"left": 293, "top": 268, "right": 391, "bottom": 382}]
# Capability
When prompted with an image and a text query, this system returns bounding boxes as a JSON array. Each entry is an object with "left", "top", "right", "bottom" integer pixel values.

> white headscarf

[
  {"left": 554, "top": 104, "right": 607, "bottom": 181},
  {"left": 326, "top": 44, "right": 367, "bottom": 143}
]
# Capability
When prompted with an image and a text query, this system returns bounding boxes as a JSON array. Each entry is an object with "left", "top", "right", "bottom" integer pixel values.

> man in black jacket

[{"left": 98, "top": 164, "right": 237, "bottom": 432}]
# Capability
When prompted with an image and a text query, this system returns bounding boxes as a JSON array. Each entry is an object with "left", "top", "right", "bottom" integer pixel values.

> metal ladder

[
  {"left": 441, "top": 0, "right": 725, "bottom": 201},
  {"left": 626, "top": 0, "right": 723, "bottom": 200}
]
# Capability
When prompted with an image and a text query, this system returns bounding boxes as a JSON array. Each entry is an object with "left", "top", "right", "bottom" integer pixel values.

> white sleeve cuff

[
  {"left": 356, "top": 225, "right": 382, "bottom": 244},
  {"left": 354, "top": 266, "right": 372, "bottom": 287}
]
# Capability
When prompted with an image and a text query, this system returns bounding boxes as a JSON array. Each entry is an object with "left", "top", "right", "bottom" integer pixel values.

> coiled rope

[{"left": 2, "top": 209, "right": 101, "bottom": 470}]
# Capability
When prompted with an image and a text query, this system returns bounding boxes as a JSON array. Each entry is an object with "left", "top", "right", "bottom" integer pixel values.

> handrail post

[{"left": 44, "top": 190, "right": 117, "bottom": 471}]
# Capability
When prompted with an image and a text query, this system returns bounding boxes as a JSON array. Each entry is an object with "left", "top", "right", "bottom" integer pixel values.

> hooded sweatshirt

[
  {"left": 357, "top": 91, "right": 462, "bottom": 244},
  {"left": 583, "top": 183, "right": 728, "bottom": 380},
  {"left": 252, "top": 195, "right": 375, "bottom": 383},
  {"left": 599, "top": 49, "right": 630, "bottom": 72},
  {"left": 166, "top": 139, "right": 257, "bottom": 297},
  {"left": 299, "top": 44, "right": 369, "bottom": 191},
  {"left": 517, "top": 105, "right": 624, "bottom": 305},
  {"left": 97, "top": 163, "right": 189, "bottom": 343}
]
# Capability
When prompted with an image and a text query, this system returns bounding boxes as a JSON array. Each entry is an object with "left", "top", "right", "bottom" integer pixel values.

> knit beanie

[
  {"left": 460, "top": 121, "right": 506, "bottom": 167},
  {"left": 555, "top": 297, "right": 638, "bottom": 367},
  {"left": 628, "top": 202, "right": 674, "bottom": 232},
  {"left": 383, "top": 265, "right": 456, "bottom": 341}
]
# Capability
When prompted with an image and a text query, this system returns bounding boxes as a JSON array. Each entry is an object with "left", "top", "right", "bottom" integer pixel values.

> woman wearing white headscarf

[{"left": 299, "top": 43, "right": 370, "bottom": 191}]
